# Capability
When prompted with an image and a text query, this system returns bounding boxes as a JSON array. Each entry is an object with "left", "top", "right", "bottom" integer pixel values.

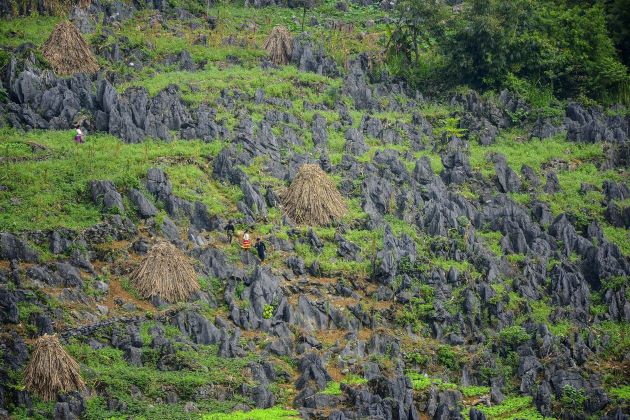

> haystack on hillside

[
  {"left": 41, "top": 21, "right": 99, "bottom": 75},
  {"left": 131, "top": 241, "right": 199, "bottom": 302},
  {"left": 263, "top": 26, "right": 293, "bottom": 65},
  {"left": 24, "top": 334, "right": 85, "bottom": 401},
  {"left": 281, "top": 164, "right": 347, "bottom": 225}
]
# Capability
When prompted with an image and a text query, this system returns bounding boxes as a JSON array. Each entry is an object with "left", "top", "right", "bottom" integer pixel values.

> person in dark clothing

[
  {"left": 254, "top": 237, "right": 266, "bottom": 262},
  {"left": 225, "top": 221, "right": 235, "bottom": 243}
]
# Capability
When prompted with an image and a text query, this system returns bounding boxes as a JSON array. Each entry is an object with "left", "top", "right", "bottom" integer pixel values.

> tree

[
  {"left": 386, "top": 0, "right": 630, "bottom": 103},
  {"left": 605, "top": 0, "right": 630, "bottom": 67},
  {"left": 444, "top": 0, "right": 629, "bottom": 102},
  {"left": 387, "top": 0, "right": 449, "bottom": 67}
]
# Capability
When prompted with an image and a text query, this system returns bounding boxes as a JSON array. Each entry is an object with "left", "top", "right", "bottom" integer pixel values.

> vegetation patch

[{"left": 202, "top": 406, "right": 300, "bottom": 419}]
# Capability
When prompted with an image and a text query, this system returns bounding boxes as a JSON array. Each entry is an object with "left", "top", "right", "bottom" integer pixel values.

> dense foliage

[{"left": 387, "top": 0, "right": 630, "bottom": 105}]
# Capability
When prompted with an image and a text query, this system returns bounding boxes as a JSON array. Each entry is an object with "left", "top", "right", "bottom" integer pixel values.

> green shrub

[
  {"left": 203, "top": 407, "right": 300, "bottom": 419},
  {"left": 499, "top": 325, "right": 531, "bottom": 348},
  {"left": 478, "top": 396, "right": 540, "bottom": 418},
  {"left": 407, "top": 372, "right": 456, "bottom": 392},
  {"left": 461, "top": 385, "right": 491, "bottom": 398},
  {"left": 263, "top": 304, "right": 274, "bottom": 319},
  {"left": 561, "top": 385, "right": 586, "bottom": 413},
  {"left": 404, "top": 351, "right": 431, "bottom": 368},
  {"left": 437, "top": 346, "right": 460, "bottom": 370},
  {"left": 609, "top": 385, "right": 630, "bottom": 400},
  {"left": 321, "top": 381, "right": 341, "bottom": 396}
]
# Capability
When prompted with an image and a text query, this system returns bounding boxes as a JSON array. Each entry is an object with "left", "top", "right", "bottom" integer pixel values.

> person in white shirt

[
  {"left": 74, "top": 125, "right": 84, "bottom": 144},
  {"left": 242, "top": 230, "right": 251, "bottom": 249}
]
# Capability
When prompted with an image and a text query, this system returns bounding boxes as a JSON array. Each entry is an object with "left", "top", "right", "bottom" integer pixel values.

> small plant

[
  {"left": 343, "top": 375, "right": 368, "bottom": 386},
  {"left": 235, "top": 281, "right": 245, "bottom": 300},
  {"left": 321, "top": 381, "right": 341, "bottom": 395},
  {"left": 203, "top": 406, "right": 300, "bottom": 419},
  {"left": 499, "top": 325, "right": 531, "bottom": 348},
  {"left": 609, "top": 385, "right": 630, "bottom": 400},
  {"left": 404, "top": 351, "right": 430, "bottom": 368},
  {"left": 407, "top": 372, "right": 457, "bottom": 392},
  {"left": 478, "top": 396, "right": 539, "bottom": 418},
  {"left": 602, "top": 275, "right": 629, "bottom": 292},
  {"left": 263, "top": 304, "right": 275, "bottom": 319},
  {"left": 437, "top": 345, "right": 460, "bottom": 370},
  {"left": 461, "top": 385, "right": 491, "bottom": 398},
  {"left": 407, "top": 372, "right": 432, "bottom": 391},
  {"left": 561, "top": 385, "right": 586, "bottom": 413}
]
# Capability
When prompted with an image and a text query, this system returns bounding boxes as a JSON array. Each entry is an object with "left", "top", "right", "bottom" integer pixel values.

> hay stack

[
  {"left": 281, "top": 164, "right": 347, "bottom": 225},
  {"left": 131, "top": 241, "right": 199, "bottom": 302},
  {"left": 263, "top": 26, "right": 293, "bottom": 65},
  {"left": 41, "top": 21, "right": 99, "bottom": 75},
  {"left": 24, "top": 334, "right": 85, "bottom": 401}
]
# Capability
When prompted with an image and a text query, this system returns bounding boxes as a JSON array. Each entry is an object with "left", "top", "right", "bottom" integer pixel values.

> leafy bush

[
  {"left": 407, "top": 372, "right": 432, "bottom": 391},
  {"left": 437, "top": 346, "right": 460, "bottom": 370},
  {"left": 461, "top": 385, "right": 491, "bottom": 398},
  {"left": 478, "top": 396, "right": 539, "bottom": 417},
  {"left": 407, "top": 372, "right": 456, "bottom": 392},
  {"left": 263, "top": 304, "right": 275, "bottom": 319},
  {"left": 404, "top": 351, "right": 431, "bottom": 368},
  {"left": 561, "top": 385, "right": 586, "bottom": 413},
  {"left": 609, "top": 385, "right": 630, "bottom": 400},
  {"left": 321, "top": 381, "right": 341, "bottom": 395},
  {"left": 499, "top": 325, "right": 531, "bottom": 348},
  {"left": 203, "top": 407, "right": 300, "bottom": 419}
]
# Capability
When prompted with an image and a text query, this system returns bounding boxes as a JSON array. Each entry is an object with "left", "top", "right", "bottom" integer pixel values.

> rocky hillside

[{"left": 1, "top": 0, "right": 629, "bottom": 419}]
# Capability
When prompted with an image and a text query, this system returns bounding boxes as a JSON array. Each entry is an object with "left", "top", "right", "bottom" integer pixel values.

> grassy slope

[{"left": 1, "top": 2, "right": 629, "bottom": 419}]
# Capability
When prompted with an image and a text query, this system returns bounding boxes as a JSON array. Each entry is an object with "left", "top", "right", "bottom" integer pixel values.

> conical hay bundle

[
  {"left": 41, "top": 20, "right": 100, "bottom": 76},
  {"left": 263, "top": 26, "right": 293, "bottom": 65},
  {"left": 130, "top": 241, "right": 200, "bottom": 302},
  {"left": 281, "top": 164, "right": 347, "bottom": 225},
  {"left": 24, "top": 334, "right": 85, "bottom": 401}
]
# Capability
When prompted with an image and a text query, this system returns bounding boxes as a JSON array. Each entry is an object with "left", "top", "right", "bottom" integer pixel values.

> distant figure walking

[
  {"left": 255, "top": 237, "right": 267, "bottom": 262},
  {"left": 225, "top": 220, "right": 235, "bottom": 244},
  {"left": 74, "top": 125, "right": 84, "bottom": 144},
  {"left": 241, "top": 230, "right": 251, "bottom": 249}
]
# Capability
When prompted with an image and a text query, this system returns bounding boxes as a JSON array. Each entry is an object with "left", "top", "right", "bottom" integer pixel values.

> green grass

[
  {"left": 461, "top": 385, "right": 491, "bottom": 398},
  {"left": 407, "top": 372, "right": 457, "bottom": 392},
  {"left": 0, "top": 129, "right": 230, "bottom": 231},
  {"left": 344, "top": 375, "right": 369, "bottom": 386},
  {"left": 498, "top": 326, "right": 530, "bottom": 347},
  {"left": 602, "top": 225, "right": 630, "bottom": 256},
  {"left": 294, "top": 237, "right": 372, "bottom": 276},
  {"left": 469, "top": 130, "right": 629, "bottom": 254},
  {"left": 119, "top": 64, "right": 341, "bottom": 105},
  {"left": 595, "top": 321, "right": 630, "bottom": 360},
  {"left": 11, "top": 400, "right": 56, "bottom": 420},
  {"left": 608, "top": 385, "right": 630, "bottom": 400},
  {"left": 468, "top": 131, "right": 603, "bottom": 177},
  {"left": 477, "top": 396, "right": 545, "bottom": 419},
  {"left": 321, "top": 381, "right": 342, "bottom": 395},
  {"left": 0, "top": 15, "right": 61, "bottom": 47},
  {"left": 548, "top": 321, "right": 573, "bottom": 338},
  {"left": 202, "top": 406, "right": 300, "bottom": 419},
  {"left": 542, "top": 163, "right": 618, "bottom": 228},
  {"left": 91, "top": 0, "right": 386, "bottom": 74},
  {"left": 17, "top": 301, "right": 41, "bottom": 323},
  {"left": 67, "top": 342, "right": 261, "bottom": 419},
  {"left": 408, "top": 373, "right": 432, "bottom": 391}
]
